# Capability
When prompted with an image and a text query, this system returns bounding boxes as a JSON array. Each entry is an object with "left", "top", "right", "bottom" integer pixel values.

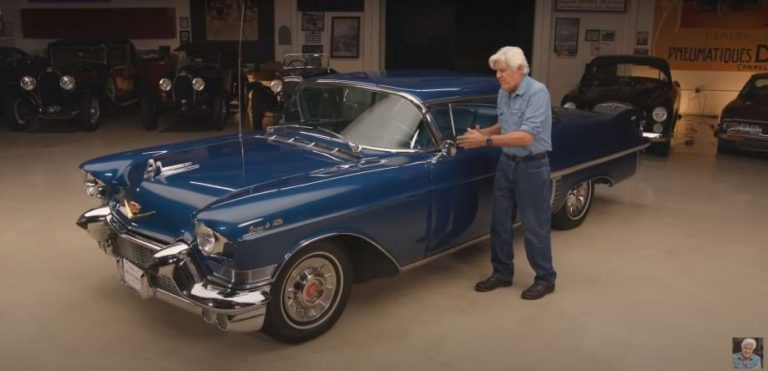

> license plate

[{"left": 122, "top": 259, "right": 144, "bottom": 293}]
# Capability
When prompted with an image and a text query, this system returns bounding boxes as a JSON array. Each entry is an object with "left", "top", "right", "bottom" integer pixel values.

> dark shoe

[
  {"left": 521, "top": 281, "right": 555, "bottom": 300},
  {"left": 475, "top": 276, "right": 512, "bottom": 292}
]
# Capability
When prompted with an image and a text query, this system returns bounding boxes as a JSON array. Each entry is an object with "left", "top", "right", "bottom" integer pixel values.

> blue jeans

[{"left": 490, "top": 155, "right": 556, "bottom": 284}]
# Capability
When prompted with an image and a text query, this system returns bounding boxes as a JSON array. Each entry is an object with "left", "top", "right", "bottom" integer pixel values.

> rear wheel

[
  {"left": 79, "top": 94, "right": 101, "bottom": 131},
  {"left": 552, "top": 180, "right": 593, "bottom": 230},
  {"left": 263, "top": 240, "right": 352, "bottom": 344},
  {"left": 5, "top": 97, "right": 33, "bottom": 131}
]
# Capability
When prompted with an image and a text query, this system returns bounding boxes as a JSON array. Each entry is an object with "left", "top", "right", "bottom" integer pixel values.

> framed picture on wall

[
  {"left": 585, "top": 29, "right": 600, "bottom": 42},
  {"left": 179, "top": 16, "right": 189, "bottom": 29},
  {"left": 554, "top": 17, "right": 579, "bottom": 57},
  {"left": 302, "top": 44, "right": 324, "bottom": 54},
  {"left": 331, "top": 16, "right": 360, "bottom": 58},
  {"left": 179, "top": 30, "right": 191, "bottom": 45},
  {"left": 601, "top": 30, "right": 616, "bottom": 42},
  {"left": 636, "top": 31, "right": 649, "bottom": 46},
  {"left": 302, "top": 12, "right": 324, "bottom": 31}
]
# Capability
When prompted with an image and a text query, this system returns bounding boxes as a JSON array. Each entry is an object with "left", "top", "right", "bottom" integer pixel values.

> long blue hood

[{"left": 82, "top": 133, "right": 349, "bottom": 241}]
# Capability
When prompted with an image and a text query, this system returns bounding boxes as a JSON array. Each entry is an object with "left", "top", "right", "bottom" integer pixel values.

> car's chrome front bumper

[{"left": 76, "top": 206, "right": 270, "bottom": 333}]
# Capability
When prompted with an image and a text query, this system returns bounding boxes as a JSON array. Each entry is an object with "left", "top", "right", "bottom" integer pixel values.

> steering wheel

[{"left": 287, "top": 59, "right": 306, "bottom": 67}]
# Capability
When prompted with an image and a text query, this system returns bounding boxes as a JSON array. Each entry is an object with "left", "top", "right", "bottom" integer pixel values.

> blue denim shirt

[
  {"left": 497, "top": 75, "right": 552, "bottom": 157},
  {"left": 733, "top": 353, "right": 762, "bottom": 368}
]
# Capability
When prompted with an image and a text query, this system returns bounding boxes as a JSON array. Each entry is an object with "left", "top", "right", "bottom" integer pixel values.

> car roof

[
  {"left": 314, "top": 70, "right": 499, "bottom": 103},
  {"left": 749, "top": 72, "right": 768, "bottom": 79}
]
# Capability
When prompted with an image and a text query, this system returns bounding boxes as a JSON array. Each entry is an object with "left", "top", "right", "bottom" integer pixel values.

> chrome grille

[
  {"left": 116, "top": 236, "right": 156, "bottom": 268},
  {"left": 724, "top": 120, "right": 768, "bottom": 137},
  {"left": 173, "top": 75, "right": 194, "bottom": 103},
  {"left": 38, "top": 71, "right": 63, "bottom": 106},
  {"left": 150, "top": 274, "right": 181, "bottom": 295},
  {"left": 593, "top": 102, "right": 634, "bottom": 115}
]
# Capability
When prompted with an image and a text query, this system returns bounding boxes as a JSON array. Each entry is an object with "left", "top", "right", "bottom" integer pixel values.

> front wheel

[
  {"left": 552, "top": 180, "right": 593, "bottom": 230},
  {"left": 263, "top": 240, "right": 352, "bottom": 344},
  {"left": 140, "top": 95, "right": 159, "bottom": 130},
  {"left": 211, "top": 95, "right": 227, "bottom": 130},
  {"left": 5, "top": 97, "right": 33, "bottom": 131},
  {"left": 78, "top": 94, "right": 101, "bottom": 131}
]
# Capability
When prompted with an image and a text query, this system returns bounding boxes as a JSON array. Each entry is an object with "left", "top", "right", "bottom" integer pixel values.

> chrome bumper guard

[{"left": 76, "top": 206, "right": 270, "bottom": 333}]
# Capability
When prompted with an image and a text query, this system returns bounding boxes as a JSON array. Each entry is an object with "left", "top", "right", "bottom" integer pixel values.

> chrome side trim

[
  {"left": 423, "top": 95, "right": 498, "bottom": 106},
  {"left": 401, "top": 234, "right": 490, "bottom": 271},
  {"left": 120, "top": 233, "right": 163, "bottom": 252},
  {"left": 551, "top": 143, "right": 648, "bottom": 180}
]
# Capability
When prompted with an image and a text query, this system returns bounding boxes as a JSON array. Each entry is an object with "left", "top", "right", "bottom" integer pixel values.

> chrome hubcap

[
  {"left": 283, "top": 256, "right": 337, "bottom": 324},
  {"left": 565, "top": 182, "right": 590, "bottom": 219},
  {"left": 89, "top": 98, "right": 100, "bottom": 124}
]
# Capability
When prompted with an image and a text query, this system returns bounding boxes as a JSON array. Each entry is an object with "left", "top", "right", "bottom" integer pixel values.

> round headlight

[
  {"left": 563, "top": 101, "right": 576, "bottom": 109},
  {"left": 60, "top": 75, "right": 76, "bottom": 91},
  {"left": 652, "top": 123, "right": 664, "bottom": 133},
  {"left": 159, "top": 78, "right": 172, "bottom": 92},
  {"left": 192, "top": 77, "right": 206, "bottom": 91},
  {"left": 196, "top": 223, "right": 227, "bottom": 256},
  {"left": 20, "top": 76, "right": 36, "bottom": 91},
  {"left": 651, "top": 106, "right": 668, "bottom": 122},
  {"left": 270, "top": 79, "right": 283, "bottom": 93}
]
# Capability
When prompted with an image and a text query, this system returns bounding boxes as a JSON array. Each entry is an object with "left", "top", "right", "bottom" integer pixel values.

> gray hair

[
  {"left": 488, "top": 46, "right": 530, "bottom": 75},
  {"left": 742, "top": 338, "right": 757, "bottom": 349}
]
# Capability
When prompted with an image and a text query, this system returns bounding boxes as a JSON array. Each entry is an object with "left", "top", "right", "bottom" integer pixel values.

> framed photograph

[
  {"left": 555, "top": 0, "right": 626, "bottom": 12},
  {"left": 179, "top": 16, "right": 189, "bottom": 29},
  {"left": 554, "top": 17, "right": 579, "bottom": 57},
  {"left": 331, "top": 17, "right": 360, "bottom": 58},
  {"left": 636, "top": 31, "right": 649, "bottom": 46},
  {"left": 601, "top": 30, "right": 616, "bottom": 42},
  {"left": 179, "top": 30, "right": 191, "bottom": 45},
  {"left": 585, "top": 29, "right": 600, "bottom": 42},
  {"left": 633, "top": 48, "right": 649, "bottom": 56},
  {"left": 302, "top": 12, "right": 324, "bottom": 31}
]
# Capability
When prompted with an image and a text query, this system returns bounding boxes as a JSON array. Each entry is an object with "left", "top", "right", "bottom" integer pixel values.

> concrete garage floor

[{"left": 1, "top": 112, "right": 766, "bottom": 371}]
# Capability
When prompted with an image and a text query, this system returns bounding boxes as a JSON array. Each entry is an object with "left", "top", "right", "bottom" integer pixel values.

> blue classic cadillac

[{"left": 77, "top": 71, "right": 648, "bottom": 343}]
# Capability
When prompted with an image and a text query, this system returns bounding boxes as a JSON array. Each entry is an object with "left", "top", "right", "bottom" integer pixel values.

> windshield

[
  {"left": 50, "top": 46, "right": 107, "bottom": 67},
  {"left": 282, "top": 53, "right": 329, "bottom": 68},
  {"left": 280, "top": 84, "right": 431, "bottom": 150},
  {"left": 741, "top": 77, "right": 768, "bottom": 97},
  {"left": 588, "top": 62, "right": 669, "bottom": 82}
]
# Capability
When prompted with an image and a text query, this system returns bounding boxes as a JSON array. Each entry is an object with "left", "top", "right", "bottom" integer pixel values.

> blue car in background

[{"left": 77, "top": 71, "right": 649, "bottom": 343}]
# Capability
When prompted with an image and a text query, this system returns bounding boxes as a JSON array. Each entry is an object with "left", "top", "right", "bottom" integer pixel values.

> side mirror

[
  {"left": 431, "top": 140, "right": 457, "bottom": 164},
  {"left": 673, "top": 81, "right": 681, "bottom": 88}
]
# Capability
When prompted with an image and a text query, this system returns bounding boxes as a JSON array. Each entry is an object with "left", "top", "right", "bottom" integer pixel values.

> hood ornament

[{"left": 145, "top": 159, "right": 199, "bottom": 180}]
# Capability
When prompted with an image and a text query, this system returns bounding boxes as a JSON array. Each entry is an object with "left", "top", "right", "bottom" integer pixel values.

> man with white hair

[
  {"left": 733, "top": 337, "right": 762, "bottom": 368},
  {"left": 457, "top": 46, "right": 556, "bottom": 300}
]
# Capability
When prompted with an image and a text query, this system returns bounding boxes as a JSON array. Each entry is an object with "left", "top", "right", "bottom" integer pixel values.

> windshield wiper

[{"left": 273, "top": 122, "right": 360, "bottom": 153}]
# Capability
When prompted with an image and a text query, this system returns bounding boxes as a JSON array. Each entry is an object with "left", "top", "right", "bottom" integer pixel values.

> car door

[{"left": 426, "top": 103, "right": 500, "bottom": 256}]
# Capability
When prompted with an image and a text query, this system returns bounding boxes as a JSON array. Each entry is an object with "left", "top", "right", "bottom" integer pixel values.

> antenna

[{"left": 237, "top": 0, "right": 246, "bottom": 136}]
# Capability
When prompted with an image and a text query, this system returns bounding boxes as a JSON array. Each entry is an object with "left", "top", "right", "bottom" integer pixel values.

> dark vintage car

[
  {"left": 715, "top": 72, "right": 768, "bottom": 154},
  {"left": 141, "top": 42, "right": 241, "bottom": 131},
  {"left": 6, "top": 40, "right": 143, "bottom": 131},
  {"left": 77, "top": 71, "right": 648, "bottom": 343},
  {"left": 561, "top": 55, "right": 681, "bottom": 156},
  {"left": 1, "top": 47, "right": 35, "bottom": 118},
  {"left": 251, "top": 53, "right": 337, "bottom": 127}
]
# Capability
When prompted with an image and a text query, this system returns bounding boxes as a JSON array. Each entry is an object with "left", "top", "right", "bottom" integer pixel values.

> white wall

[
  {"left": 0, "top": 0, "right": 189, "bottom": 55},
  {"left": 273, "top": 0, "right": 382, "bottom": 72}
]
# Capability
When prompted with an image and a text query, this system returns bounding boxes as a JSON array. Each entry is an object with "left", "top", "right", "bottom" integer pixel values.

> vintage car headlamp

[
  {"left": 270, "top": 79, "right": 283, "bottom": 93},
  {"left": 159, "top": 78, "right": 172, "bottom": 92},
  {"left": 196, "top": 223, "right": 227, "bottom": 256},
  {"left": 651, "top": 106, "right": 668, "bottom": 122},
  {"left": 60, "top": 75, "right": 76, "bottom": 91},
  {"left": 20, "top": 76, "right": 36, "bottom": 91},
  {"left": 563, "top": 101, "right": 576, "bottom": 109},
  {"left": 192, "top": 77, "right": 206, "bottom": 91},
  {"left": 652, "top": 123, "right": 664, "bottom": 133},
  {"left": 83, "top": 173, "right": 106, "bottom": 198}
]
